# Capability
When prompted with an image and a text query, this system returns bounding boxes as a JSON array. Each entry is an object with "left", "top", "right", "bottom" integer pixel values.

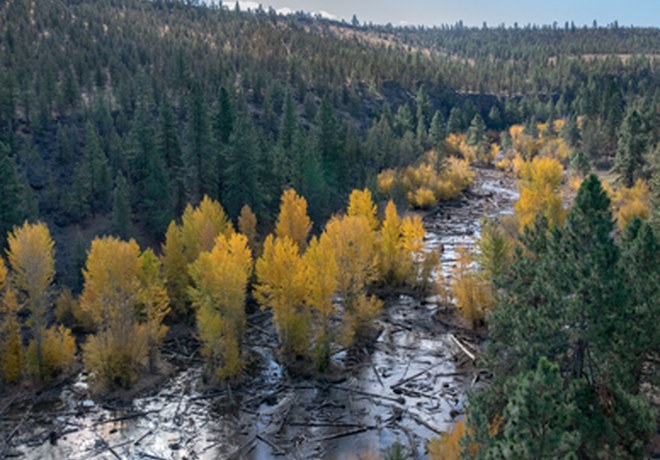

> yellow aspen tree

[
  {"left": 189, "top": 233, "right": 252, "bottom": 380},
  {"left": 612, "top": 179, "right": 650, "bottom": 230},
  {"left": 254, "top": 235, "right": 309, "bottom": 357},
  {"left": 0, "top": 258, "right": 5, "bottom": 292},
  {"left": 6, "top": 222, "right": 68, "bottom": 382},
  {"left": 347, "top": 189, "right": 379, "bottom": 230},
  {"left": 303, "top": 236, "right": 338, "bottom": 370},
  {"left": 29, "top": 325, "right": 75, "bottom": 379},
  {"left": 514, "top": 156, "right": 565, "bottom": 231},
  {"left": 322, "top": 215, "right": 380, "bottom": 344},
  {"left": 80, "top": 237, "right": 147, "bottom": 388},
  {"left": 161, "top": 221, "right": 189, "bottom": 316},
  {"left": 238, "top": 204, "right": 258, "bottom": 253},
  {"left": 138, "top": 249, "right": 170, "bottom": 373},
  {"left": 181, "top": 195, "right": 233, "bottom": 261},
  {"left": 427, "top": 420, "right": 477, "bottom": 460},
  {"left": 378, "top": 200, "right": 403, "bottom": 283},
  {"left": 400, "top": 215, "right": 426, "bottom": 285},
  {"left": 0, "top": 259, "right": 21, "bottom": 383},
  {"left": 323, "top": 215, "right": 378, "bottom": 304},
  {"left": 275, "top": 189, "right": 312, "bottom": 250},
  {"left": 451, "top": 247, "right": 495, "bottom": 328}
]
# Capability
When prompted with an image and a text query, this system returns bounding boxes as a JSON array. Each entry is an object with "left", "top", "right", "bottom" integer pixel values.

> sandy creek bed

[{"left": 1, "top": 167, "right": 517, "bottom": 460}]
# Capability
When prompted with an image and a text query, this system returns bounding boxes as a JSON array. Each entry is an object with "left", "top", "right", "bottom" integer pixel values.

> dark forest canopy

[{"left": 0, "top": 0, "right": 657, "bottom": 280}]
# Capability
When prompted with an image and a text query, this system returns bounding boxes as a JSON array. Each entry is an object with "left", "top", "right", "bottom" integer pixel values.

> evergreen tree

[
  {"left": 619, "top": 218, "right": 659, "bottom": 383},
  {"left": 0, "top": 142, "right": 23, "bottom": 245},
  {"left": 111, "top": 174, "right": 132, "bottom": 240},
  {"left": 142, "top": 137, "right": 171, "bottom": 238},
  {"left": 467, "top": 113, "right": 486, "bottom": 146},
  {"left": 560, "top": 114, "right": 581, "bottom": 148},
  {"left": 83, "top": 122, "right": 111, "bottom": 213},
  {"left": 446, "top": 106, "right": 462, "bottom": 134},
  {"left": 488, "top": 105, "right": 502, "bottom": 130},
  {"left": 157, "top": 97, "right": 185, "bottom": 217},
  {"left": 569, "top": 150, "right": 591, "bottom": 177},
  {"left": 490, "top": 357, "right": 580, "bottom": 459},
  {"left": 614, "top": 107, "right": 648, "bottom": 187},
  {"left": 223, "top": 113, "right": 262, "bottom": 219},
  {"left": 314, "top": 98, "right": 341, "bottom": 206},
  {"left": 213, "top": 86, "right": 234, "bottom": 146},
  {"left": 184, "top": 84, "right": 215, "bottom": 202}
]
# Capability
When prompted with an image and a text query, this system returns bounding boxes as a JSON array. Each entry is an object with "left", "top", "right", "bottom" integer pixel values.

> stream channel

[{"left": 4, "top": 167, "right": 517, "bottom": 460}]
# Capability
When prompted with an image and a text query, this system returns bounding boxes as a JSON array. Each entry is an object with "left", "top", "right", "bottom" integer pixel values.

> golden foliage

[
  {"left": 54, "top": 287, "right": 93, "bottom": 330},
  {"left": 83, "top": 326, "right": 148, "bottom": 389},
  {"left": 451, "top": 248, "right": 495, "bottom": 327},
  {"left": 539, "top": 137, "right": 572, "bottom": 161},
  {"left": 25, "top": 326, "right": 76, "bottom": 380},
  {"left": 610, "top": 179, "right": 650, "bottom": 231},
  {"left": 378, "top": 201, "right": 429, "bottom": 287},
  {"left": 324, "top": 215, "right": 378, "bottom": 301},
  {"left": 6, "top": 222, "right": 59, "bottom": 381},
  {"left": 6, "top": 222, "right": 55, "bottom": 316},
  {"left": 189, "top": 233, "right": 252, "bottom": 379},
  {"left": 347, "top": 189, "right": 379, "bottom": 230},
  {"left": 514, "top": 156, "right": 565, "bottom": 231},
  {"left": 0, "top": 258, "right": 6, "bottom": 293},
  {"left": 161, "top": 221, "right": 189, "bottom": 315},
  {"left": 138, "top": 249, "right": 170, "bottom": 372},
  {"left": 411, "top": 187, "right": 437, "bottom": 209},
  {"left": 181, "top": 196, "right": 233, "bottom": 261},
  {"left": 255, "top": 235, "right": 309, "bottom": 356},
  {"left": 377, "top": 169, "right": 397, "bottom": 196},
  {"left": 238, "top": 204, "right": 258, "bottom": 252},
  {"left": 0, "top": 288, "right": 22, "bottom": 383},
  {"left": 428, "top": 420, "right": 474, "bottom": 460},
  {"left": 509, "top": 124, "right": 540, "bottom": 157},
  {"left": 342, "top": 293, "right": 383, "bottom": 346},
  {"left": 275, "top": 189, "right": 312, "bottom": 250},
  {"left": 303, "top": 236, "right": 339, "bottom": 369},
  {"left": 80, "top": 237, "right": 148, "bottom": 388}
]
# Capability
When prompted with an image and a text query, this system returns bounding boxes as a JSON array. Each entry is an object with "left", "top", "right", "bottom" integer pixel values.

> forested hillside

[
  {"left": 0, "top": 1, "right": 658, "bottom": 458},
  {"left": 0, "top": 1, "right": 657, "bottom": 274}
]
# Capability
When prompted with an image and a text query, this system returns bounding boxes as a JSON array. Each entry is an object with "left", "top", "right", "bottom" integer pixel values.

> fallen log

[
  {"left": 308, "top": 426, "right": 371, "bottom": 443},
  {"left": 449, "top": 334, "right": 476, "bottom": 362}
]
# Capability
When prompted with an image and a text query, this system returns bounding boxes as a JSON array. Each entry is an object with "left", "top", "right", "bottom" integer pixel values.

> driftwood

[
  {"left": 308, "top": 426, "right": 372, "bottom": 443},
  {"left": 449, "top": 334, "right": 477, "bottom": 361},
  {"left": 93, "top": 410, "right": 152, "bottom": 427},
  {"left": 3, "top": 403, "right": 32, "bottom": 447}
]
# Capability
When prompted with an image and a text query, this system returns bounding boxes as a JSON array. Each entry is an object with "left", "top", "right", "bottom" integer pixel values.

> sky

[{"left": 226, "top": 0, "right": 660, "bottom": 28}]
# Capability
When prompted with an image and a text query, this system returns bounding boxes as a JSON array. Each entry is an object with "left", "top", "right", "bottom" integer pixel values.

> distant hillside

[{"left": 0, "top": 0, "right": 657, "bottom": 285}]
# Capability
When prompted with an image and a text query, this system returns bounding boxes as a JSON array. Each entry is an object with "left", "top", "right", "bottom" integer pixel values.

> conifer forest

[{"left": 0, "top": 1, "right": 658, "bottom": 458}]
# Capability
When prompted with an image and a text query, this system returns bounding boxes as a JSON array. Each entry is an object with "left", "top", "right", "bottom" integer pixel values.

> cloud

[{"left": 207, "top": 1, "right": 339, "bottom": 21}]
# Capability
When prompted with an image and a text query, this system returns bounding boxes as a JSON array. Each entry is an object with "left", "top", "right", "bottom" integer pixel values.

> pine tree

[
  {"left": 614, "top": 107, "right": 648, "bottom": 187},
  {"left": 619, "top": 218, "right": 659, "bottom": 385},
  {"left": 111, "top": 173, "right": 133, "bottom": 239},
  {"left": 223, "top": 112, "right": 263, "bottom": 218},
  {"left": 184, "top": 84, "right": 215, "bottom": 202},
  {"left": 0, "top": 142, "right": 23, "bottom": 246},
  {"left": 157, "top": 97, "right": 185, "bottom": 217},
  {"left": 490, "top": 357, "right": 580, "bottom": 459},
  {"left": 428, "top": 111, "right": 446, "bottom": 153},
  {"left": 142, "top": 130, "right": 172, "bottom": 238},
  {"left": 83, "top": 121, "right": 112, "bottom": 212},
  {"left": 446, "top": 106, "right": 463, "bottom": 134}
]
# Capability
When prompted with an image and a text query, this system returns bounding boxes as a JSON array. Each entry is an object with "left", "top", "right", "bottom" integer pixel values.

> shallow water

[{"left": 7, "top": 167, "right": 517, "bottom": 460}]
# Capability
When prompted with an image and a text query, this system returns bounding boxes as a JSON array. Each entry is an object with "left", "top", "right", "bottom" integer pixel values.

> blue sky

[{"left": 228, "top": 0, "right": 660, "bottom": 27}]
